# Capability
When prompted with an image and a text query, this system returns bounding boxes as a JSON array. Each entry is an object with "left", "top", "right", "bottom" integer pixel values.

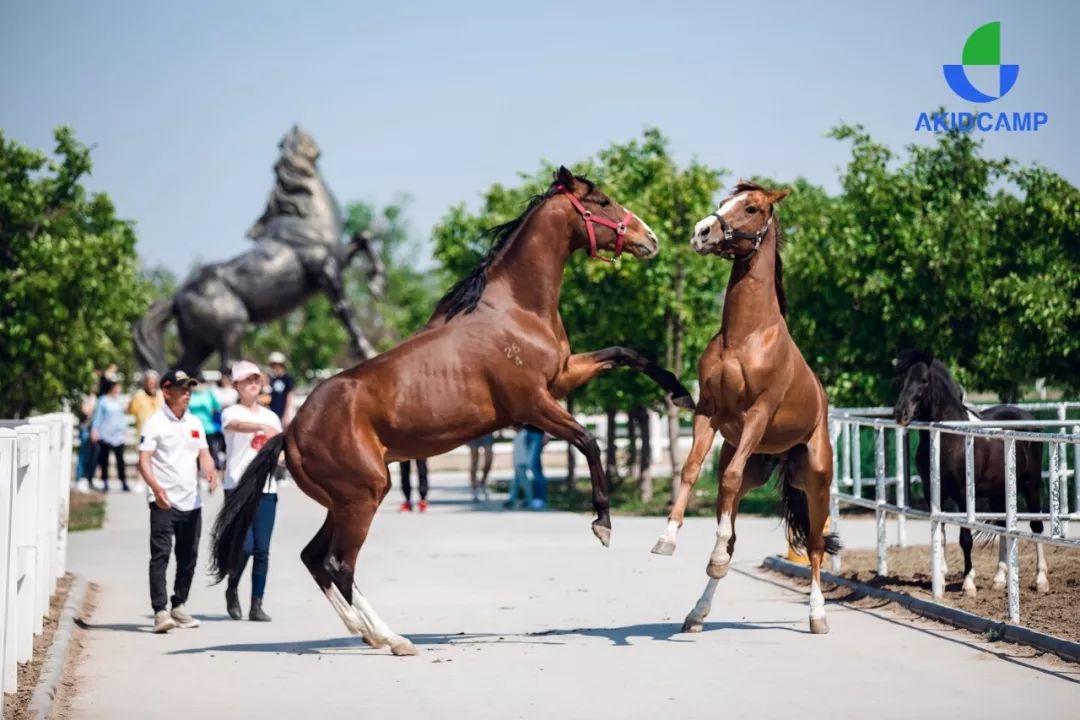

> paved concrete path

[{"left": 67, "top": 477, "right": 1078, "bottom": 719}]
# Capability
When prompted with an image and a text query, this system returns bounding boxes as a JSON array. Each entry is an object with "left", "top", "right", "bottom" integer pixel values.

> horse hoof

[
  {"left": 673, "top": 393, "right": 696, "bottom": 411},
  {"left": 706, "top": 561, "right": 729, "bottom": 579},
  {"left": 963, "top": 586, "right": 977, "bottom": 599},
  {"left": 651, "top": 539, "right": 676, "bottom": 556},
  {"left": 1036, "top": 578, "right": 1050, "bottom": 594},
  {"left": 390, "top": 638, "right": 419, "bottom": 656},
  {"left": 809, "top": 616, "right": 830, "bottom": 635},
  {"left": 992, "top": 580, "right": 1006, "bottom": 591},
  {"left": 592, "top": 523, "right": 611, "bottom": 548},
  {"left": 681, "top": 617, "right": 704, "bottom": 633}
]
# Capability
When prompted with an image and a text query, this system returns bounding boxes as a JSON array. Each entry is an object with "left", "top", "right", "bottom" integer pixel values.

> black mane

[
  {"left": 434, "top": 176, "right": 594, "bottom": 320},
  {"left": 895, "top": 349, "right": 966, "bottom": 408}
]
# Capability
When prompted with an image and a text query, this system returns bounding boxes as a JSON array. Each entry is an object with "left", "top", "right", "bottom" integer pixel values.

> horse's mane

[
  {"left": 434, "top": 177, "right": 594, "bottom": 321},
  {"left": 895, "top": 349, "right": 966, "bottom": 408},
  {"left": 728, "top": 180, "right": 786, "bottom": 316},
  {"left": 247, "top": 127, "right": 331, "bottom": 240}
]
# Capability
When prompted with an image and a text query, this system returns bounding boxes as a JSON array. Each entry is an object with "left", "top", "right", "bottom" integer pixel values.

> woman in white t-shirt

[{"left": 221, "top": 360, "right": 283, "bottom": 622}]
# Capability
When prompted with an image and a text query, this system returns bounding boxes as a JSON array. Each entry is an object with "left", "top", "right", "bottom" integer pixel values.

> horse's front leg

[
  {"left": 524, "top": 394, "right": 612, "bottom": 547},
  {"left": 553, "top": 348, "right": 694, "bottom": 409},
  {"left": 317, "top": 258, "right": 377, "bottom": 359},
  {"left": 706, "top": 402, "right": 773, "bottom": 578},
  {"left": 651, "top": 412, "right": 720, "bottom": 555}
]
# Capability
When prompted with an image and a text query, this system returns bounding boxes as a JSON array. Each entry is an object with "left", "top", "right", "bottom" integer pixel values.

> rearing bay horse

[
  {"left": 651, "top": 180, "right": 840, "bottom": 634},
  {"left": 212, "top": 167, "right": 693, "bottom": 655}
]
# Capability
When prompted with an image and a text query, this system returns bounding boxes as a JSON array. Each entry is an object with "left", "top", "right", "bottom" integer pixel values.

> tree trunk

[
  {"left": 605, "top": 406, "right": 619, "bottom": 488},
  {"left": 667, "top": 259, "right": 685, "bottom": 504},
  {"left": 634, "top": 405, "right": 654, "bottom": 502},
  {"left": 566, "top": 394, "right": 576, "bottom": 485},
  {"left": 627, "top": 405, "right": 639, "bottom": 484}
]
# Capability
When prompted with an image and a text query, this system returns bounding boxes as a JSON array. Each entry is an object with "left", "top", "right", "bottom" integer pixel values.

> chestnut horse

[
  {"left": 212, "top": 167, "right": 693, "bottom": 655},
  {"left": 650, "top": 180, "right": 840, "bottom": 634}
]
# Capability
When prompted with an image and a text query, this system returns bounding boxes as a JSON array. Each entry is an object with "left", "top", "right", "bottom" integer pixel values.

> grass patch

[
  {"left": 539, "top": 472, "right": 782, "bottom": 517},
  {"left": 69, "top": 491, "right": 105, "bottom": 531}
]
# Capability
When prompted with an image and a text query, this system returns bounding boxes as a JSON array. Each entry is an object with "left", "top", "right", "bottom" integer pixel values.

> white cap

[
  {"left": 267, "top": 351, "right": 287, "bottom": 365},
  {"left": 231, "top": 360, "right": 262, "bottom": 382}
]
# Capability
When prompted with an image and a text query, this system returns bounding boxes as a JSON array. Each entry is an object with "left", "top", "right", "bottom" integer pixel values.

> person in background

[
  {"left": 466, "top": 433, "right": 494, "bottom": 502},
  {"left": 128, "top": 370, "right": 163, "bottom": 441},
  {"left": 97, "top": 363, "right": 119, "bottom": 397},
  {"left": 137, "top": 369, "right": 218, "bottom": 633},
  {"left": 221, "top": 361, "right": 282, "bottom": 622},
  {"left": 526, "top": 425, "right": 548, "bottom": 510},
  {"left": 213, "top": 374, "right": 239, "bottom": 409},
  {"left": 399, "top": 459, "right": 429, "bottom": 512},
  {"left": 267, "top": 351, "right": 295, "bottom": 426},
  {"left": 74, "top": 383, "right": 98, "bottom": 491},
  {"left": 504, "top": 427, "right": 533, "bottom": 510},
  {"left": 188, "top": 375, "right": 224, "bottom": 470},
  {"left": 91, "top": 379, "right": 129, "bottom": 492}
]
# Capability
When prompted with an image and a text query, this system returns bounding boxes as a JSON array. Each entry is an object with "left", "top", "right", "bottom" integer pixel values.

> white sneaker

[
  {"left": 170, "top": 604, "right": 200, "bottom": 628},
  {"left": 153, "top": 610, "right": 176, "bottom": 633}
]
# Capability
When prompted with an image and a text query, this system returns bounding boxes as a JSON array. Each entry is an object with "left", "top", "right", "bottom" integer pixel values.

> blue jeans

[
  {"left": 75, "top": 426, "right": 96, "bottom": 481},
  {"left": 526, "top": 428, "right": 547, "bottom": 501},
  {"left": 226, "top": 492, "right": 277, "bottom": 599},
  {"left": 508, "top": 464, "right": 534, "bottom": 505}
]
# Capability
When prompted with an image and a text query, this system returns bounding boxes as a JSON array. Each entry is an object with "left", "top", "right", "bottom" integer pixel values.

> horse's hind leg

[
  {"left": 959, "top": 527, "right": 977, "bottom": 597},
  {"left": 328, "top": 501, "right": 417, "bottom": 656},
  {"left": 797, "top": 421, "right": 837, "bottom": 635}
]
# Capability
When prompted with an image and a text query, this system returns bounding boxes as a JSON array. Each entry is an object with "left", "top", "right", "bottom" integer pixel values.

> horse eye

[
  {"left": 746, "top": 206, "right": 759, "bottom": 214},
  {"left": 594, "top": 197, "right": 611, "bottom": 207}
]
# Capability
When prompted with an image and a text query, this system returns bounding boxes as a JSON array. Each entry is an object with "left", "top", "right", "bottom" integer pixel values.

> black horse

[
  {"left": 134, "top": 126, "right": 385, "bottom": 375},
  {"left": 893, "top": 349, "right": 1048, "bottom": 597}
]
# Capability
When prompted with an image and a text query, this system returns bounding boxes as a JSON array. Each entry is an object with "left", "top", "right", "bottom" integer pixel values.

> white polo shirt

[
  {"left": 221, "top": 403, "right": 282, "bottom": 493},
  {"left": 139, "top": 403, "right": 209, "bottom": 511}
]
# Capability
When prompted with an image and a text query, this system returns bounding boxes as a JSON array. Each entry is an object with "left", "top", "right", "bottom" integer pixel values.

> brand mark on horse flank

[{"left": 504, "top": 344, "right": 524, "bottom": 366}]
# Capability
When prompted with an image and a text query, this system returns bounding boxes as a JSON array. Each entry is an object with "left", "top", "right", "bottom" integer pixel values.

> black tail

[
  {"left": 210, "top": 433, "right": 286, "bottom": 584},
  {"left": 778, "top": 455, "right": 841, "bottom": 555},
  {"left": 133, "top": 298, "right": 174, "bottom": 373}
]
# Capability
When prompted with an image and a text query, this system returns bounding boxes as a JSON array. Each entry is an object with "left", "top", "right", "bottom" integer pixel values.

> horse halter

[
  {"left": 555, "top": 185, "right": 634, "bottom": 263},
  {"left": 711, "top": 204, "right": 774, "bottom": 258}
]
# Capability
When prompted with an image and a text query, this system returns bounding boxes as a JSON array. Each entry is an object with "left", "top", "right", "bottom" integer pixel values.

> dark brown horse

[
  {"left": 650, "top": 180, "right": 840, "bottom": 634},
  {"left": 212, "top": 167, "right": 693, "bottom": 655}
]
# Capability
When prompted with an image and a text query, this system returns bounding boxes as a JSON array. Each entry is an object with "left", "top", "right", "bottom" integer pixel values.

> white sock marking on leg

[
  {"left": 709, "top": 513, "right": 733, "bottom": 566},
  {"left": 809, "top": 579, "right": 826, "bottom": 619},
  {"left": 687, "top": 577, "right": 720, "bottom": 625}
]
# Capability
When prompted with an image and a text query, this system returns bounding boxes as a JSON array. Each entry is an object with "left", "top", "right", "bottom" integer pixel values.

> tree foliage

[{"left": 0, "top": 127, "right": 148, "bottom": 417}]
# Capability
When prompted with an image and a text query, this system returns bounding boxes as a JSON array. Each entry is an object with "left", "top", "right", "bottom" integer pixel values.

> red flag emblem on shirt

[
  {"left": 191, "top": 429, "right": 200, "bottom": 439},
  {"left": 251, "top": 433, "right": 268, "bottom": 450}
]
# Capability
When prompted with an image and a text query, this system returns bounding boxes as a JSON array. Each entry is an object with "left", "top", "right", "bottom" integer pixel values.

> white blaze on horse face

[
  {"left": 809, "top": 579, "right": 826, "bottom": 619},
  {"left": 691, "top": 194, "right": 747, "bottom": 253}
]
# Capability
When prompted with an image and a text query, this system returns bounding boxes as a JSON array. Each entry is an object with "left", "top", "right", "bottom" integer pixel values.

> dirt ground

[
  {"left": 2, "top": 574, "right": 73, "bottom": 720},
  {"left": 838, "top": 542, "right": 1080, "bottom": 643}
]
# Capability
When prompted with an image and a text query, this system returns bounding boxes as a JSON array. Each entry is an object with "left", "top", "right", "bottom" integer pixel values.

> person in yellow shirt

[{"left": 128, "top": 370, "right": 164, "bottom": 438}]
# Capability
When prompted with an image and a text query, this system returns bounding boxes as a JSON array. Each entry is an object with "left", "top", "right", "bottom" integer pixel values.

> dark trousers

[
  {"left": 149, "top": 505, "right": 201, "bottom": 613},
  {"left": 97, "top": 441, "right": 126, "bottom": 489},
  {"left": 207, "top": 432, "right": 226, "bottom": 470},
  {"left": 225, "top": 491, "right": 277, "bottom": 599},
  {"left": 400, "top": 459, "right": 428, "bottom": 502}
]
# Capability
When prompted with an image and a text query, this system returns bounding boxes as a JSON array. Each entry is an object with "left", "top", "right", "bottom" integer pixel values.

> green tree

[{"left": 0, "top": 127, "right": 149, "bottom": 417}]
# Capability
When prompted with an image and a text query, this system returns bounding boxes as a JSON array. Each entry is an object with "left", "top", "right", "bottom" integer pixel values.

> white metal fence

[
  {"left": 0, "top": 413, "right": 73, "bottom": 707},
  {"left": 828, "top": 401, "right": 1080, "bottom": 625}
]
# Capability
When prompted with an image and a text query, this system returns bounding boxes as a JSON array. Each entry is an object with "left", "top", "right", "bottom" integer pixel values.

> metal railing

[
  {"left": 828, "top": 402, "right": 1079, "bottom": 625},
  {"left": 0, "top": 413, "right": 73, "bottom": 707}
]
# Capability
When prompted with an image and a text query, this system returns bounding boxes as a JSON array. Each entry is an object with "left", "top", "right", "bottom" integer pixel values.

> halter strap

[
  {"left": 711, "top": 206, "right": 774, "bottom": 257},
  {"left": 555, "top": 185, "right": 634, "bottom": 263}
]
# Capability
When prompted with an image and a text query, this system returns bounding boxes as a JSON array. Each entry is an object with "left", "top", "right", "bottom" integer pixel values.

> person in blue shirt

[{"left": 90, "top": 379, "right": 129, "bottom": 492}]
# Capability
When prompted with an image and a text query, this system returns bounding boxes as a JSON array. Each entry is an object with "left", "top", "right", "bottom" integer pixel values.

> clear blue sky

[{"left": 2, "top": 1, "right": 1076, "bottom": 274}]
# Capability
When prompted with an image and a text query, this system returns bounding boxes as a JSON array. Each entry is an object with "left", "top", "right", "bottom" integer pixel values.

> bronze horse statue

[
  {"left": 133, "top": 125, "right": 384, "bottom": 374},
  {"left": 212, "top": 167, "right": 694, "bottom": 655}
]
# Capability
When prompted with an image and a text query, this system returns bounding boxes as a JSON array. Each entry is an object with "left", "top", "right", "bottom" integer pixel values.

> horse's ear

[
  {"left": 767, "top": 188, "right": 791, "bottom": 205},
  {"left": 554, "top": 165, "right": 576, "bottom": 190}
]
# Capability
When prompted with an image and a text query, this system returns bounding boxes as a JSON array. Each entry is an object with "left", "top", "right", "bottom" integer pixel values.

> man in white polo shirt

[{"left": 137, "top": 368, "right": 219, "bottom": 633}]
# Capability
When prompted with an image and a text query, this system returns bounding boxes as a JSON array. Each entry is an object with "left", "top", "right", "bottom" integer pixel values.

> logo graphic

[{"left": 943, "top": 22, "right": 1019, "bottom": 103}]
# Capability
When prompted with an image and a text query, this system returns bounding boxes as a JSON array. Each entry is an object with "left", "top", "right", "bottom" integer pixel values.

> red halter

[{"left": 555, "top": 185, "right": 634, "bottom": 263}]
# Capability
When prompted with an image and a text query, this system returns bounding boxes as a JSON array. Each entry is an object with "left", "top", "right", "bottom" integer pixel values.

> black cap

[{"left": 161, "top": 369, "right": 198, "bottom": 390}]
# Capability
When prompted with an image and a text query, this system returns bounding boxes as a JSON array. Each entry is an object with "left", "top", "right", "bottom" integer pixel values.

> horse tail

[
  {"left": 778, "top": 453, "right": 841, "bottom": 555},
  {"left": 210, "top": 434, "right": 286, "bottom": 584},
  {"left": 133, "top": 298, "right": 174, "bottom": 372}
]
